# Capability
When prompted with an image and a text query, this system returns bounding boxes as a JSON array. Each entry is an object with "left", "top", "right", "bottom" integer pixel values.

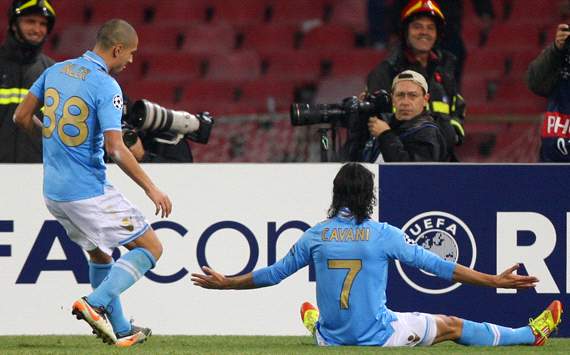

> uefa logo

[{"left": 396, "top": 211, "right": 477, "bottom": 294}]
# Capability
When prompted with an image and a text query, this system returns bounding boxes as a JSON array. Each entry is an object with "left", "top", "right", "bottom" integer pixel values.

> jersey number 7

[{"left": 327, "top": 259, "right": 362, "bottom": 309}]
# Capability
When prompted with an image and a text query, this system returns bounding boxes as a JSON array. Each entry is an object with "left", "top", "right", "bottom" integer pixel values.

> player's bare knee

[
  {"left": 446, "top": 316, "right": 463, "bottom": 339},
  {"left": 435, "top": 315, "right": 463, "bottom": 341},
  {"left": 152, "top": 241, "right": 163, "bottom": 260}
]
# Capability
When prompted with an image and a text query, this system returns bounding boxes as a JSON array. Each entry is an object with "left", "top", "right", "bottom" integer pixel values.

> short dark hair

[
  {"left": 328, "top": 163, "right": 376, "bottom": 224},
  {"left": 96, "top": 19, "right": 137, "bottom": 50}
]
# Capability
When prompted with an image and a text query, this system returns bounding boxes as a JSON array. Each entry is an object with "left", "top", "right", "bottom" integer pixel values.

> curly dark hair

[{"left": 327, "top": 163, "right": 376, "bottom": 224}]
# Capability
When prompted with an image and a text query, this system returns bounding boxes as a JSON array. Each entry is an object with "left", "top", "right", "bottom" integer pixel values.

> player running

[
  {"left": 14, "top": 19, "right": 171, "bottom": 347},
  {"left": 192, "top": 163, "right": 562, "bottom": 347}
]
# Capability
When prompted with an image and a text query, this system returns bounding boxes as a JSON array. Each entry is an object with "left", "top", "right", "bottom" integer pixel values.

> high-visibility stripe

[
  {"left": 450, "top": 118, "right": 465, "bottom": 136},
  {"left": 0, "top": 88, "right": 29, "bottom": 105},
  {"left": 431, "top": 101, "right": 450, "bottom": 114},
  {"left": 0, "top": 88, "right": 29, "bottom": 95},
  {"left": 16, "top": 0, "right": 56, "bottom": 16}
]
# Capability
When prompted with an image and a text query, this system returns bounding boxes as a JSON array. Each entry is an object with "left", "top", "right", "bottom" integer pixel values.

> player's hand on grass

[
  {"left": 146, "top": 187, "right": 172, "bottom": 218},
  {"left": 494, "top": 263, "right": 539, "bottom": 289},
  {"left": 191, "top": 266, "right": 228, "bottom": 289}
]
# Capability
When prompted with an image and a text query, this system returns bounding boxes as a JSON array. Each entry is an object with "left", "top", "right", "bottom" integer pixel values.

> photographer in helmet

[
  {"left": 362, "top": 70, "right": 452, "bottom": 162},
  {"left": 0, "top": 0, "right": 55, "bottom": 162},
  {"left": 366, "top": 0, "right": 466, "bottom": 150},
  {"left": 526, "top": 24, "right": 570, "bottom": 162}
]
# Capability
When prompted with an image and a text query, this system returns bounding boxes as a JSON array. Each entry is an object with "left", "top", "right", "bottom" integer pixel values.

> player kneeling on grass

[
  {"left": 14, "top": 19, "right": 172, "bottom": 347},
  {"left": 192, "top": 163, "right": 563, "bottom": 347}
]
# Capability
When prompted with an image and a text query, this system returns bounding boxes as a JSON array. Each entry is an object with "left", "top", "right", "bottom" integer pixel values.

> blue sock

[
  {"left": 458, "top": 319, "right": 535, "bottom": 346},
  {"left": 89, "top": 262, "right": 131, "bottom": 336},
  {"left": 87, "top": 248, "right": 156, "bottom": 313}
]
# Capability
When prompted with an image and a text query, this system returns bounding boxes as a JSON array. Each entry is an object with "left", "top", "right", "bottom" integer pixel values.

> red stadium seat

[
  {"left": 260, "top": 50, "right": 322, "bottom": 81},
  {"left": 121, "top": 80, "right": 179, "bottom": 105},
  {"left": 241, "top": 80, "right": 296, "bottom": 113},
  {"left": 464, "top": 48, "right": 506, "bottom": 79},
  {"left": 136, "top": 24, "right": 184, "bottom": 54},
  {"left": 52, "top": 25, "right": 99, "bottom": 57},
  {"left": 329, "top": 0, "right": 367, "bottom": 32},
  {"left": 510, "top": 51, "right": 539, "bottom": 77},
  {"left": 85, "top": 0, "right": 147, "bottom": 25},
  {"left": 206, "top": 51, "right": 261, "bottom": 81},
  {"left": 49, "top": 0, "right": 89, "bottom": 25},
  {"left": 137, "top": 52, "right": 207, "bottom": 82},
  {"left": 492, "top": 80, "right": 546, "bottom": 114},
  {"left": 302, "top": 24, "right": 355, "bottom": 50},
  {"left": 180, "top": 80, "right": 243, "bottom": 113},
  {"left": 241, "top": 24, "right": 300, "bottom": 51},
  {"left": 323, "top": 49, "right": 386, "bottom": 77},
  {"left": 151, "top": 0, "right": 212, "bottom": 24},
  {"left": 506, "top": 0, "right": 558, "bottom": 25},
  {"left": 210, "top": 0, "right": 268, "bottom": 26},
  {"left": 485, "top": 24, "right": 543, "bottom": 52},
  {"left": 267, "top": 0, "right": 328, "bottom": 24},
  {"left": 315, "top": 76, "right": 366, "bottom": 103},
  {"left": 181, "top": 23, "right": 236, "bottom": 53}
]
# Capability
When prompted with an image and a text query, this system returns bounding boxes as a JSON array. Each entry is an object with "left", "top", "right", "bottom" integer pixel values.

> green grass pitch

[{"left": 0, "top": 336, "right": 568, "bottom": 354}]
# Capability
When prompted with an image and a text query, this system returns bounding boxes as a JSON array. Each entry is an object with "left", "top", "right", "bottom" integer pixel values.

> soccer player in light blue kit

[
  {"left": 192, "top": 163, "right": 563, "bottom": 347},
  {"left": 14, "top": 19, "right": 172, "bottom": 347}
]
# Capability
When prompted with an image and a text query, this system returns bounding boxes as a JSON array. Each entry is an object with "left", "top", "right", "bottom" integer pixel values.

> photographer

[
  {"left": 526, "top": 24, "right": 570, "bottom": 162},
  {"left": 367, "top": 0, "right": 466, "bottom": 147},
  {"left": 121, "top": 95, "right": 213, "bottom": 163},
  {"left": 362, "top": 70, "right": 451, "bottom": 162}
]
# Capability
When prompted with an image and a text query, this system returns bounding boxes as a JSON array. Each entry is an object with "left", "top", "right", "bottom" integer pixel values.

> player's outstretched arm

[
  {"left": 191, "top": 266, "right": 257, "bottom": 290},
  {"left": 13, "top": 93, "right": 44, "bottom": 138},
  {"left": 452, "top": 263, "right": 539, "bottom": 289},
  {"left": 104, "top": 130, "right": 172, "bottom": 218}
]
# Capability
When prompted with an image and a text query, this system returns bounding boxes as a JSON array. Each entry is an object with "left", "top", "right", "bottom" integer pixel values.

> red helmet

[{"left": 401, "top": 0, "right": 445, "bottom": 28}]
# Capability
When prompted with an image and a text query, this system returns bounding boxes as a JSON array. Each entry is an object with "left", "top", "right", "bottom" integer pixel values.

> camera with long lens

[
  {"left": 290, "top": 90, "right": 392, "bottom": 127},
  {"left": 124, "top": 99, "right": 214, "bottom": 146},
  {"left": 290, "top": 90, "right": 392, "bottom": 162}
]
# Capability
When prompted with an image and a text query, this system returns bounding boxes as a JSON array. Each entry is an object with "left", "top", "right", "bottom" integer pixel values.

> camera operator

[
  {"left": 120, "top": 94, "right": 213, "bottom": 163},
  {"left": 526, "top": 24, "right": 570, "bottom": 162},
  {"left": 121, "top": 94, "right": 192, "bottom": 162},
  {"left": 361, "top": 70, "right": 452, "bottom": 162},
  {"left": 366, "top": 0, "right": 466, "bottom": 147}
]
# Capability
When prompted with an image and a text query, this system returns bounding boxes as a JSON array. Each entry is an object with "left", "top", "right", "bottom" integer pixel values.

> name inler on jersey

[{"left": 60, "top": 64, "right": 91, "bottom": 81}]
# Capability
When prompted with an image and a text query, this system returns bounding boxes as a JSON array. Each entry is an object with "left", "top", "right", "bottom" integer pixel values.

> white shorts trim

[
  {"left": 45, "top": 185, "right": 149, "bottom": 255},
  {"left": 382, "top": 312, "right": 437, "bottom": 347}
]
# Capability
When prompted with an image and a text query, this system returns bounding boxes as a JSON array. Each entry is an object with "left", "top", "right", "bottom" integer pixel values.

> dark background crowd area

[{"left": 1, "top": 0, "right": 568, "bottom": 163}]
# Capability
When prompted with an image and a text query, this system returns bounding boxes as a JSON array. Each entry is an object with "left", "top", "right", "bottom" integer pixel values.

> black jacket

[
  {"left": 526, "top": 43, "right": 566, "bottom": 98},
  {"left": 368, "top": 47, "right": 460, "bottom": 114},
  {"left": 526, "top": 43, "right": 570, "bottom": 162},
  {"left": 0, "top": 34, "right": 54, "bottom": 163},
  {"left": 362, "top": 112, "right": 450, "bottom": 162},
  {"left": 367, "top": 46, "right": 466, "bottom": 144}
]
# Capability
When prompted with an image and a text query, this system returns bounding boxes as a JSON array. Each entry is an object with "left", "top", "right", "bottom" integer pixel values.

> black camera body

[
  {"left": 123, "top": 99, "right": 214, "bottom": 146},
  {"left": 290, "top": 90, "right": 392, "bottom": 128}
]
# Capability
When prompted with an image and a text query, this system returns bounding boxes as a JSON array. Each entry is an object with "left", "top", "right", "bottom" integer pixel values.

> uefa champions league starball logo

[
  {"left": 112, "top": 94, "right": 123, "bottom": 110},
  {"left": 396, "top": 211, "right": 477, "bottom": 294}
]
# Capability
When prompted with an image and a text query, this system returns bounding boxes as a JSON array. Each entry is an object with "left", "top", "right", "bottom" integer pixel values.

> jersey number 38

[{"left": 42, "top": 87, "right": 90, "bottom": 147}]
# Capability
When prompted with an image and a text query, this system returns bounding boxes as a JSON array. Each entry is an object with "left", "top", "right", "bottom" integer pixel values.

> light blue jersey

[
  {"left": 29, "top": 51, "right": 123, "bottom": 201},
  {"left": 253, "top": 212, "right": 456, "bottom": 346}
]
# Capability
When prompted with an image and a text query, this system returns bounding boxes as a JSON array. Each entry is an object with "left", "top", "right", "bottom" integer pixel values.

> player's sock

[
  {"left": 87, "top": 248, "right": 156, "bottom": 310},
  {"left": 89, "top": 262, "right": 131, "bottom": 335},
  {"left": 457, "top": 319, "right": 534, "bottom": 346}
]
